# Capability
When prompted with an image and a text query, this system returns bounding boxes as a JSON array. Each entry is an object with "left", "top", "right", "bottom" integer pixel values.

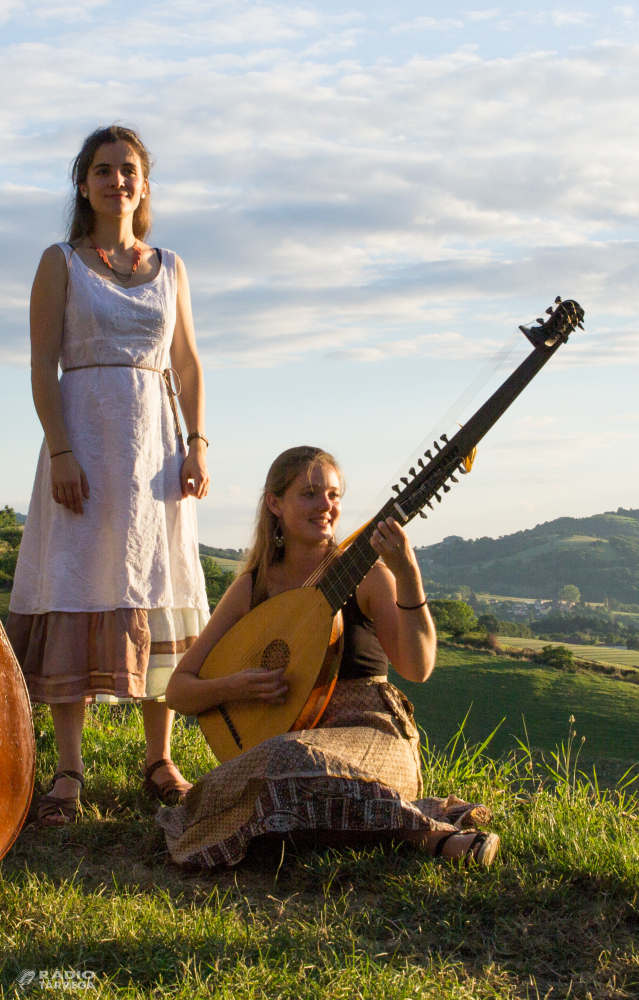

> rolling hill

[{"left": 415, "top": 507, "right": 639, "bottom": 604}]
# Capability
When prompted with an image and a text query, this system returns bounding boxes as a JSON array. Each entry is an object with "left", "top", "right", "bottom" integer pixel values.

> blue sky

[{"left": 1, "top": 0, "right": 638, "bottom": 548}]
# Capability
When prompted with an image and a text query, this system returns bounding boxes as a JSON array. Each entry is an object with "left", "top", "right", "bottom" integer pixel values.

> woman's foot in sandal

[
  {"left": 37, "top": 770, "right": 84, "bottom": 827},
  {"left": 144, "top": 759, "right": 192, "bottom": 806},
  {"left": 430, "top": 830, "right": 500, "bottom": 867}
]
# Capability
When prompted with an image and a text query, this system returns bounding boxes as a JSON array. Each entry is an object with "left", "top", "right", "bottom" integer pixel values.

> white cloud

[
  {"left": 391, "top": 17, "right": 464, "bottom": 34},
  {"left": 1, "top": 3, "right": 639, "bottom": 376},
  {"left": 465, "top": 9, "right": 500, "bottom": 21}
]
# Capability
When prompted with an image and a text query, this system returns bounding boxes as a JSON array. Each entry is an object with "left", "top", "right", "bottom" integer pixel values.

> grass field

[
  {"left": 497, "top": 636, "right": 639, "bottom": 670},
  {"left": 2, "top": 689, "right": 639, "bottom": 998},
  {"left": 392, "top": 648, "right": 639, "bottom": 784},
  {"left": 0, "top": 593, "right": 9, "bottom": 625},
  {"left": 205, "top": 557, "right": 240, "bottom": 573}
]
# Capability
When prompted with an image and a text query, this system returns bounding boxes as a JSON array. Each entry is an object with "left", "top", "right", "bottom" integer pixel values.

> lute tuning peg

[
  {"left": 424, "top": 450, "right": 432, "bottom": 459},
  {"left": 418, "top": 458, "right": 425, "bottom": 469},
  {"left": 434, "top": 441, "right": 441, "bottom": 452},
  {"left": 409, "top": 467, "right": 416, "bottom": 477},
  {"left": 400, "top": 477, "right": 409, "bottom": 486},
  {"left": 450, "top": 474, "right": 458, "bottom": 483},
  {"left": 392, "top": 484, "right": 401, "bottom": 493},
  {"left": 441, "top": 433, "right": 448, "bottom": 443},
  {"left": 418, "top": 511, "right": 427, "bottom": 519},
  {"left": 434, "top": 493, "right": 442, "bottom": 503},
  {"left": 442, "top": 484, "right": 451, "bottom": 493}
]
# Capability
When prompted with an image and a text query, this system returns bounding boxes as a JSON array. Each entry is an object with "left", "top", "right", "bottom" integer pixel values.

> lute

[{"left": 198, "top": 299, "right": 585, "bottom": 761}]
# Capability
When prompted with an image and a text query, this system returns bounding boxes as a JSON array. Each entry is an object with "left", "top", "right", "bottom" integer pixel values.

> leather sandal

[
  {"left": 433, "top": 830, "right": 500, "bottom": 867},
  {"left": 143, "top": 758, "right": 191, "bottom": 806},
  {"left": 37, "top": 770, "right": 84, "bottom": 828}
]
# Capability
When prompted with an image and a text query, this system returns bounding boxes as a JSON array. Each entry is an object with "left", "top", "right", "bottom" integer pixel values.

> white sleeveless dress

[{"left": 7, "top": 244, "right": 209, "bottom": 703}]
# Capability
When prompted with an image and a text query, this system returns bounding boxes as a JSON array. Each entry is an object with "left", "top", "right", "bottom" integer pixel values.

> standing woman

[{"left": 7, "top": 125, "right": 210, "bottom": 825}]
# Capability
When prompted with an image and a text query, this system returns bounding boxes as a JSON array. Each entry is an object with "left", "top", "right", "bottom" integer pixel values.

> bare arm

[
  {"left": 358, "top": 518, "right": 436, "bottom": 682},
  {"left": 165, "top": 573, "right": 288, "bottom": 715},
  {"left": 30, "top": 245, "right": 90, "bottom": 515},
  {"left": 170, "top": 256, "right": 209, "bottom": 500}
]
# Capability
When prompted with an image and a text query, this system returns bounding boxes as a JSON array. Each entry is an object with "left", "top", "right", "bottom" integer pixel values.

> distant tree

[
  {"left": 429, "top": 600, "right": 478, "bottom": 639},
  {"left": 0, "top": 506, "right": 18, "bottom": 529},
  {"left": 200, "top": 556, "right": 235, "bottom": 610},
  {"left": 477, "top": 613, "right": 500, "bottom": 635},
  {"left": 496, "top": 621, "right": 532, "bottom": 638},
  {"left": 558, "top": 585, "right": 581, "bottom": 604},
  {"left": 627, "top": 635, "right": 639, "bottom": 651}
]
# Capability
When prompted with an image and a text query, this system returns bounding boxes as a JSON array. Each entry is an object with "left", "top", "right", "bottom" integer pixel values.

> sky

[{"left": 1, "top": 0, "right": 638, "bottom": 549}]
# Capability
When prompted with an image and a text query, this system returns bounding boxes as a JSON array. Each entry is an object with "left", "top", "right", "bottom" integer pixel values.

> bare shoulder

[
  {"left": 174, "top": 254, "right": 190, "bottom": 279},
  {"left": 227, "top": 570, "right": 253, "bottom": 605},
  {"left": 39, "top": 244, "right": 69, "bottom": 272},
  {"left": 357, "top": 560, "right": 395, "bottom": 615},
  {"left": 32, "top": 245, "right": 69, "bottom": 300}
]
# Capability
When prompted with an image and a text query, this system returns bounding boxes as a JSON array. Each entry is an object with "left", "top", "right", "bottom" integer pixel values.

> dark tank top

[
  {"left": 250, "top": 571, "right": 388, "bottom": 681},
  {"left": 339, "top": 591, "right": 389, "bottom": 680}
]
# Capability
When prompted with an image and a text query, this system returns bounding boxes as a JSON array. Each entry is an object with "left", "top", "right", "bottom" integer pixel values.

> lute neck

[
  {"left": 316, "top": 306, "right": 582, "bottom": 617},
  {"left": 317, "top": 508, "right": 395, "bottom": 615}
]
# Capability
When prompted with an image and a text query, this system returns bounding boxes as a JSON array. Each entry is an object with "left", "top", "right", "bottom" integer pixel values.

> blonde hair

[
  {"left": 67, "top": 125, "right": 153, "bottom": 242},
  {"left": 244, "top": 446, "right": 343, "bottom": 607}
]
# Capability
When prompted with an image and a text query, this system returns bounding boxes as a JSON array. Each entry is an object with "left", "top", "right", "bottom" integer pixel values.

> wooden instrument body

[
  {"left": 0, "top": 621, "right": 35, "bottom": 860},
  {"left": 198, "top": 587, "right": 342, "bottom": 762}
]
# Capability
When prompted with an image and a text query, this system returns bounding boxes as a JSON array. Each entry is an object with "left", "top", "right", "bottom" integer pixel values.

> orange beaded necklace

[{"left": 91, "top": 241, "right": 142, "bottom": 282}]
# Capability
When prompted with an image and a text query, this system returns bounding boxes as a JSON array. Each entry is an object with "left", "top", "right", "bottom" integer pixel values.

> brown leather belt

[{"left": 62, "top": 363, "right": 185, "bottom": 453}]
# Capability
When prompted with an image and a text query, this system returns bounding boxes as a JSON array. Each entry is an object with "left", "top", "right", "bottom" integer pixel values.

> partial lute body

[
  {"left": 0, "top": 621, "right": 35, "bottom": 860},
  {"left": 198, "top": 587, "right": 343, "bottom": 762}
]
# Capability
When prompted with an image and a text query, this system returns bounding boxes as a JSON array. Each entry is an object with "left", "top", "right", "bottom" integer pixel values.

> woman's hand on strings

[
  {"left": 228, "top": 667, "right": 289, "bottom": 705},
  {"left": 180, "top": 444, "right": 210, "bottom": 500},
  {"left": 370, "top": 517, "right": 420, "bottom": 580},
  {"left": 50, "top": 453, "right": 90, "bottom": 515}
]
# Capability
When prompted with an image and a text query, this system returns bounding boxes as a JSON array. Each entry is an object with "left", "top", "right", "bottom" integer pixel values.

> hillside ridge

[{"left": 415, "top": 507, "right": 639, "bottom": 604}]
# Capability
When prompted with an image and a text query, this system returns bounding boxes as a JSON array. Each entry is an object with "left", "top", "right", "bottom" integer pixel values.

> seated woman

[{"left": 158, "top": 446, "right": 499, "bottom": 868}]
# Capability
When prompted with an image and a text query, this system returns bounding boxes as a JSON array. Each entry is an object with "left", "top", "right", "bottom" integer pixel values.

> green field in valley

[
  {"left": 391, "top": 647, "right": 639, "bottom": 783},
  {"left": 499, "top": 635, "right": 639, "bottom": 670}
]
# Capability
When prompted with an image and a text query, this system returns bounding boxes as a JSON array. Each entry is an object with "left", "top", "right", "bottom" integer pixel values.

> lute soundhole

[{"left": 261, "top": 639, "right": 290, "bottom": 671}]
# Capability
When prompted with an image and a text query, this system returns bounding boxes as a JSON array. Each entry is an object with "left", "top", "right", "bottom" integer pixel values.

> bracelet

[
  {"left": 396, "top": 598, "right": 428, "bottom": 610},
  {"left": 187, "top": 432, "right": 209, "bottom": 447},
  {"left": 50, "top": 449, "right": 73, "bottom": 459}
]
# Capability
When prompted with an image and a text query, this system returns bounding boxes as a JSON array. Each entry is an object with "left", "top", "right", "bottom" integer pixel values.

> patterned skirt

[{"left": 157, "top": 677, "right": 492, "bottom": 867}]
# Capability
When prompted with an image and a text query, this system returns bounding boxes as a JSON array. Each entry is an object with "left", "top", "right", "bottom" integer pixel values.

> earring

[
  {"left": 141, "top": 194, "right": 146, "bottom": 199},
  {"left": 82, "top": 192, "right": 88, "bottom": 199},
  {"left": 273, "top": 520, "right": 285, "bottom": 548}
]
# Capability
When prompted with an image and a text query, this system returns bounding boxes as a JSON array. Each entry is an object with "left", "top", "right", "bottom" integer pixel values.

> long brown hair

[
  {"left": 244, "top": 446, "right": 344, "bottom": 607},
  {"left": 67, "top": 125, "right": 154, "bottom": 243}
]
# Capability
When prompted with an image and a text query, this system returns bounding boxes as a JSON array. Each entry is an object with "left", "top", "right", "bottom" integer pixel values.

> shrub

[{"left": 536, "top": 644, "right": 576, "bottom": 671}]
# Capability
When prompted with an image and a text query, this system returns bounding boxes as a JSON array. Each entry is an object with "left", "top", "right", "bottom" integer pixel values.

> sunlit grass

[{"left": 1, "top": 705, "right": 639, "bottom": 997}]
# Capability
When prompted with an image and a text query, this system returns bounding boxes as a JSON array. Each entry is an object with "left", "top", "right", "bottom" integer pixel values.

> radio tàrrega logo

[{"left": 16, "top": 971, "right": 36, "bottom": 987}]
